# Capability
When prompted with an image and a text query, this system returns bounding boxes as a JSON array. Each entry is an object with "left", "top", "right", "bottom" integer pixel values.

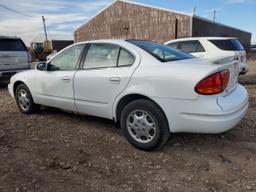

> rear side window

[
  {"left": 209, "top": 39, "right": 245, "bottom": 51},
  {"left": 179, "top": 40, "right": 205, "bottom": 53},
  {"left": 118, "top": 48, "right": 135, "bottom": 66},
  {"left": 167, "top": 42, "right": 179, "bottom": 49},
  {"left": 0, "top": 39, "right": 27, "bottom": 51},
  {"left": 231, "top": 39, "right": 245, "bottom": 51},
  {"left": 84, "top": 43, "right": 120, "bottom": 69}
]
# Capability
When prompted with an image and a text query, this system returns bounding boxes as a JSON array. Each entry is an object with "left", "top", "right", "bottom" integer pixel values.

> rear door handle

[
  {"left": 109, "top": 77, "right": 121, "bottom": 84},
  {"left": 61, "top": 76, "right": 71, "bottom": 82}
]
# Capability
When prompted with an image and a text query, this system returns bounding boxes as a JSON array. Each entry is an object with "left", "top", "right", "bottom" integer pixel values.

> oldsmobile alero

[{"left": 8, "top": 40, "right": 248, "bottom": 150}]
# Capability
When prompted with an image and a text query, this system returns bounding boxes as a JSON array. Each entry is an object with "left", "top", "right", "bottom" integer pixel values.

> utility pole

[
  {"left": 213, "top": 10, "right": 216, "bottom": 21},
  {"left": 42, "top": 16, "right": 48, "bottom": 46},
  {"left": 193, "top": 6, "right": 196, "bottom": 15}
]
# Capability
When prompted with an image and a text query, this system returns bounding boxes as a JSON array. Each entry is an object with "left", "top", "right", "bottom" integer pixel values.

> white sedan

[{"left": 8, "top": 40, "right": 248, "bottom": 150}]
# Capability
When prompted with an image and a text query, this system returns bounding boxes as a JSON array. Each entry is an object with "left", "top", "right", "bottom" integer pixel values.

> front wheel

[
  {"left": 15, "top": 84, "right": 40, "bottom": 114},
  {"left": 121, "top": 99, "right": 170, "bottom": 150}
]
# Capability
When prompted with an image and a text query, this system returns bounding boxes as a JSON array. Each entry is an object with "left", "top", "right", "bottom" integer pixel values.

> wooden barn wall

[
  {"left": 74, "top": 1, "right": 191, "bottom": 43},
  {"left": 192, "top": 17, "right": 251, "bottom": 49}
]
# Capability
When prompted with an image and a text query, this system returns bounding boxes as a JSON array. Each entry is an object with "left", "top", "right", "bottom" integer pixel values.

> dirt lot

[{"left": 0, "top": 54, "right": 256, "bottom": 192}]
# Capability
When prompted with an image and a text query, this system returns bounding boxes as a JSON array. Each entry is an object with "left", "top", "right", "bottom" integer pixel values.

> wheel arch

[
  {"left": 13, "top": 81, "right": 36, "bottom": 102},
  {"left": 114, "top": 94, "right": 170, "bottom": 131},
  {"left": 13, "top": 81, "right": 26, "bottom": 93}
]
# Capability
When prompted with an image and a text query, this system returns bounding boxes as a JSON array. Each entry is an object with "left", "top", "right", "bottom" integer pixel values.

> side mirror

[{"left": 36, "top": 62, "right": 47, "bottom": 71}]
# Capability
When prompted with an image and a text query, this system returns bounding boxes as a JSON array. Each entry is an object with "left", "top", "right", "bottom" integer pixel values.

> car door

[
  {"left": 179, "top": 40, "right": 206, "bottom": 58},
  {"left": 35, "top": 44, "right": 85, "bottom": 111},
  {"left": 74, "top": 43, "right": 140, "bottom": 119}
]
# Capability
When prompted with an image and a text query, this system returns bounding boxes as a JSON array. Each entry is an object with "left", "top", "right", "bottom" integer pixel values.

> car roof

[
  {"left": 166, "top": 37, "right": 237, "bottom": 43},
  {"left": 74, "top": 39, "right": 128, "bottom": 45},
  {"left": 0, "top": 35, "right": 21, "bottom": 40}
]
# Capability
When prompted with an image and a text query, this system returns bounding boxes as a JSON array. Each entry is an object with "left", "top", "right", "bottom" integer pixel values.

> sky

[{"left": 0, "top": 0, "right": 255, "bottom": 45}]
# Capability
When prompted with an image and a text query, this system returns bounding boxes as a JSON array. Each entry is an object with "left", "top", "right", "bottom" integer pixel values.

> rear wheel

[
  {"left": 15, "top": 84, "right": 40, "bottom": 114},
  {"left": 121, "top": 99, "right": 170, "bottom": 150}
]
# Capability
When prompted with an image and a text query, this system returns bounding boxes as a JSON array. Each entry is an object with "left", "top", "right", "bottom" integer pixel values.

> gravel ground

[{"left": 0, "top": 61, "right": 256, "bottom": 192}]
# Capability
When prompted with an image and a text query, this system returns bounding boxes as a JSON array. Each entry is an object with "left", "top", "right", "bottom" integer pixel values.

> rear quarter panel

[{"left": 122, "top": 57, "right": 219, "bottom": 100}]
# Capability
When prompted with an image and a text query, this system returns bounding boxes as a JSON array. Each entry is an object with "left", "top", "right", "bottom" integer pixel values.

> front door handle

[
  {"left": 109, "top": 77, "right": 121, "bottom": 84},
  {"left": 61, "top": 76, "right": 71, "bottom": 82}
]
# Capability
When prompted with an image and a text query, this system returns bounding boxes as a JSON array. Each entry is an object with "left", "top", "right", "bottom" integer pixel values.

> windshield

[{"left": 127, "top": 40, "right": 193, "bottom": 62}]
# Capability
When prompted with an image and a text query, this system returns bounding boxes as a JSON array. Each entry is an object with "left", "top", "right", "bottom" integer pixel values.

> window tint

[
  {"left": 180, "top": 41, "right": 198, "bottom": 53},
  {"left": 209, "top": 39, "right": 244, "bottom": 51},
  {"left": 84, "top": 43, "right": 119, "bottom": 69},
  {"left": 167, "top": 42, "right": 179, "bottom": 49},
  {"left": 231, "top": 39, "right": 245, "bottom": 51},
  {"left": 0, "top": 39, "right": 27, "bottom": 51},
  {"left": 118, "top": 48, "right": 134, "bottom": 66},
  {"left": 48, "top": 45, "right": 84, "bottom": 71},
  {"left": 197, "top": 43, "right": 205, "bottom": 52},
  {"left": 179, "top": 40, "right": 204, "bottom": 53},
  {"left": 127, "top": 40, "right": 193, "bottom": 62}
]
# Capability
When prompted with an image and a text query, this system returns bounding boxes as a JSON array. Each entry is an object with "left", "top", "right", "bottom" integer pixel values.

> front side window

[
  {"left": 127, "top": 40, "right": 193, "bottom": 62},
  {"left": 48, "top": 45, "right": 84, "bottom": 71},
  {"left": 84, "top": 43, "right": 120, "bottom": 69}
]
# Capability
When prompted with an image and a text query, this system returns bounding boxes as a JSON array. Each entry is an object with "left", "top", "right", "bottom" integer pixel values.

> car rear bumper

[
  {"left": 239, "top": 62, "right": 249, "bottom": 74},
  {"left": 154, "top": 84, "right": 248, "bottom": 134}
]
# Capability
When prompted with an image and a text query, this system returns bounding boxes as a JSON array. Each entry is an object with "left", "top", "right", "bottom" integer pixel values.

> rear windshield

[
  {"left": 0, "top": 39, "right": 27, "bottom": 51},
  {"left": 209, "top": 39, "right": 245, "bottom": 51},
  {"left": 127, "top": 40, "right": 193, "bottom": 62}
]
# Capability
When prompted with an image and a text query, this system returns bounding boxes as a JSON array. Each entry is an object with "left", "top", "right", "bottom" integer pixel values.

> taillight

[{"left": 195, "top": 69, "right": 230, "bottom": 95}]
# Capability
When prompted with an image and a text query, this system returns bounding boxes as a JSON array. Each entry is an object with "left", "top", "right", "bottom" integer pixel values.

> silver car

[{"left": 0, "top": 36, "right": 30, "bottom": 81}]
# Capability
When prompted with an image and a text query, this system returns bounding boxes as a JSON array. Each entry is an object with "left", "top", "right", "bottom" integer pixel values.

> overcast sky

[{"left": 0, "top": 0, "right": 255, "bottom": 45}]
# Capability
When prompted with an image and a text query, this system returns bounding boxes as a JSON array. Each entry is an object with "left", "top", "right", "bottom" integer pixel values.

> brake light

[{"left": 195, "top": 69, "right": 230, "bottom": 95}]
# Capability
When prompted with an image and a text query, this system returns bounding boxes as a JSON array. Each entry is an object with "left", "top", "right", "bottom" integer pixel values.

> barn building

[{"left": 74, "top": 0, "right": 251, "bottom": 49}]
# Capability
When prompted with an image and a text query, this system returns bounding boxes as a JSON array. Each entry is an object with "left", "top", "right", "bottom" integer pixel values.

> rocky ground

[{"left": 0, "top": 56, "right": 255, "bottom": 192}]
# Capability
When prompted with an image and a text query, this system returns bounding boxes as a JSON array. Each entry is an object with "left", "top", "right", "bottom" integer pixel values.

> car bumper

[
  {"left": 8, "top": 82, "right": 14, "bottom": 98},
  {"left": 154, "top": 84, "right": 248, "bottom": 134},
  {"left": 0, "top": 68, "right": 30, "bottom": 79},
  {"left": 239, "top": 63, "right": 249, "bottom": 74}
]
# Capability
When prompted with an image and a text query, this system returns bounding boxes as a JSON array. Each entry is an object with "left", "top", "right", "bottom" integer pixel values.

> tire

[
  {"left": 120, "top": 99, "right": 170, "bottom": 150},
  {"left": 15, "top": 84, "right": 40, "bottom": 114}
]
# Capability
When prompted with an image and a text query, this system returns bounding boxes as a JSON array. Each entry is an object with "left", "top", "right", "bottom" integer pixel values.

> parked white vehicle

[
  {"left": 46, "top": 50, "right": 57, "bottom": 61},
  {"left": 165, "top": 37, "right": 249, "bottom": 74},
  {"left": 0, "top": 36, "right": 30, "bottom": 81},
  {"left": 8, "top": 40, "right": 248, "bottom": 150}
]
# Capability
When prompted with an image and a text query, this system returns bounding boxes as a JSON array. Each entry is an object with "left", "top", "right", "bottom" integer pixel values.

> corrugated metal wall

[
  {"left": 50, "top": 40, "right": 74, "bottom": 52},
  {"left": 192, "top": 17, "right": 251, "bottom": 49},
  {"left": 74, "top": 1, "right": 191, "bottom": 43}
]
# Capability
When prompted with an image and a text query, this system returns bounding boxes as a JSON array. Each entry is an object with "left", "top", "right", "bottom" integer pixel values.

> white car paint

[
  {"left": 165, "top": 37, "right": 249, "bottom": 74},
  {"left": 8, "top": 40, "right": 248, "bottom": 134}
]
